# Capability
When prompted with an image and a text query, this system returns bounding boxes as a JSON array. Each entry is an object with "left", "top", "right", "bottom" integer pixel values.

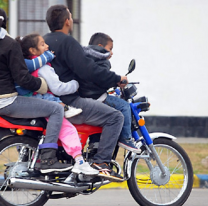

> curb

[
  {"left": 194, "top": 174, "right": 208, "bottom": 188},
  {"left": 0, "top": 174, "right": 208, "bottom": 189}
]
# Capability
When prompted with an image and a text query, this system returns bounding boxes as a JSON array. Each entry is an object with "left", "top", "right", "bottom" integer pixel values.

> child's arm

[
  {"left": 15, "top": 52, "right": 54, "bottom": 96},
  {"left": 38, "top": 65, "right": 79, "bottom": 96},
  {"left": 25, "top": 51, "right": 55, "bottom": 73}
]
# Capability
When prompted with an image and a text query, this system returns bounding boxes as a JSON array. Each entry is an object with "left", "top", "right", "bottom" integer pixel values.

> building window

[
  {"left": 18, "top": 0, "right": 81, "bottom": 41},
  {"left": 18, "top": 0, "right": 50, "bottom": 37},
  {"left": 67, "top": 0, "right": 81, "bottom": 42}
]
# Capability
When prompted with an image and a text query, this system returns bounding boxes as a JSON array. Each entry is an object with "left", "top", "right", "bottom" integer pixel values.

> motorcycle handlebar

[
  {"left": 128, "top": 82, "right": 140, "bottom": 84},
  {"left": 120, "top": 80, "right": 128, "bottom": 84}
]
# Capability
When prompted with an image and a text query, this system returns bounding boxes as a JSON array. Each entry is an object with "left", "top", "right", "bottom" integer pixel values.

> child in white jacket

[{"left": 15, "top": 34, "right": 82, "bottom": 119}]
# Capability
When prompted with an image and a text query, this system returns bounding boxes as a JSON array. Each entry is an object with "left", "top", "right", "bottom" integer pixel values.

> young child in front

[
  {"left": 78, "top": 32, "right": 141, "bottom": 153},
  {"left": 15, "top": 33, "right": 98, "bottom": 175},
  {"left": 15, "top": 34, "right": 82, "bottom": 119}
]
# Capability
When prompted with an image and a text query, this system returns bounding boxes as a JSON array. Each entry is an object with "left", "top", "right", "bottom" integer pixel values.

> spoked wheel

[
  {"left": 0, "top": 136, "right": 49, "bottom": 206},
  {"left": 127, "top": 138, "right": 193, "bottom": 206}
]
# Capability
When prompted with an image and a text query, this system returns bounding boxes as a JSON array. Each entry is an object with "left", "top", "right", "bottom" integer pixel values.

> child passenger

[
  {"left": 15, "top": 34, "right": 82, "bottom": 119},
  {"left": 15, "top": 33, "right": 98, "bottom": 175},
  {"left": 78, "top": 32, "right": 141, "bottom": 153}
]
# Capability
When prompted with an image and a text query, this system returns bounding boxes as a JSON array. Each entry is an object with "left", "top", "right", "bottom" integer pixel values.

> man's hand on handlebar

[{"left": 117, "top": 76, "right": 128, "bottom": 88}]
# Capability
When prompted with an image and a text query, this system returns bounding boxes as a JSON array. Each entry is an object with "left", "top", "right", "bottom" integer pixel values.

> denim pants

[
  {"left": 62, "top": 96, "right": 124, "bottom": 164},
  {"left": 33, "top": 93, "right": 62, "bottom": 103},
  {"left": 0, "top": 96, "right": 64, "bottom": 144},
  {"left": 104, "top": 95, "right": 132, "bottom": 140}
]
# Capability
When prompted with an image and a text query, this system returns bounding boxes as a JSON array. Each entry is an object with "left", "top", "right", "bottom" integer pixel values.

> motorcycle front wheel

[
  {"left": 0, "top": 136, "right": 49, "bottom": 206},
  {"left": 127, "top": 137, "right": 193, "bottom": 206}
]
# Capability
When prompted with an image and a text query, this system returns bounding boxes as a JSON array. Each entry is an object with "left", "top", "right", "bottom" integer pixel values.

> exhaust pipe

[
  {"left": 93, "top": 180, "right": 111, "bottom": 187},
  {"left": 8, "top": 178, "right": 89, "bottom": 193}
]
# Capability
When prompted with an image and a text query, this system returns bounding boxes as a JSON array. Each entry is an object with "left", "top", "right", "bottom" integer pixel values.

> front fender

[{"left": 149, "top": 132, "right": 177, "bottom": 141}]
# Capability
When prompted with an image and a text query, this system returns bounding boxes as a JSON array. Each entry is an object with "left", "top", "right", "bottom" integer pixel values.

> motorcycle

[{"left": 0, "top": 60, "right": 193, "bottom": 206}]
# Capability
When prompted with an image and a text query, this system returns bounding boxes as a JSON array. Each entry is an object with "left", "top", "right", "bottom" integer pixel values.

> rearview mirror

[{"left": 126, "top": 59, "right": 136, "bottom": 76}]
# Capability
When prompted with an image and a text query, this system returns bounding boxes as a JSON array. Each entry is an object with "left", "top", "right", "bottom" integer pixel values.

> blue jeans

[
  {"left": 103, "top": 95, "right": 132, "bottom": 140},
  {"left": 0, "top": 96, "right": 64, "bottom": 144},
  {"left": 33, "top": 93, "right": 62, "bottom": 103}
]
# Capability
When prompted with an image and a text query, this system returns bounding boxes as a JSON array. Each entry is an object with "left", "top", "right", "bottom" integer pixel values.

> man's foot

[
  {"left": 118, "top": 138, "right": 141, "bottom": 153},
  {"left": 65, "top": 106, "right": 82, "bottom": 118},
  {"left": 91, "top": 163, "right": 123, "bottom": 182},
  {"left": 39, "top": 148, "right": 73, "bottom": 173},
  {"left": 72, "top": 162, "right": 99, "bottom": 175},
  {"left": 40, "top": 158, "right": 73, "bottom": 173}
]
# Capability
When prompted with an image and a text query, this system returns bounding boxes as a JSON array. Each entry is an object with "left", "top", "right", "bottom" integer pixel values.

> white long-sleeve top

[{"left": 38, "top": 65, "right": 79, "bottom": 96}]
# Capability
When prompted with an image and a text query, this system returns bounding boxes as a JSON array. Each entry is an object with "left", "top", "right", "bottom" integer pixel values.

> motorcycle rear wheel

[
  {"left": 127, "top": 138, "right": 193, "bottom": 206},
  {"left": 0, "top": 136, "right": 49, "bottom": 206}
]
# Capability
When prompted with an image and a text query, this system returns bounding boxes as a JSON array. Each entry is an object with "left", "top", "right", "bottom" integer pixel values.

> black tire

[
  {"left": 127, "top": 138, "right": 193, "bottom": 206},
  {"left": 0, "top": 136, "right": 49, "bottom": 206}
]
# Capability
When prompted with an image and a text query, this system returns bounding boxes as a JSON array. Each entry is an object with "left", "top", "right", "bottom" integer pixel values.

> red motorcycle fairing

[
  {"left": 0, "top": 116, "right": 102, "bottom": 150},
  {"left": 58, "top": 124, "right": 102, "bottom": 149},
  {"left": 0, "top": 116, "right": 45, "bottom": 132}
]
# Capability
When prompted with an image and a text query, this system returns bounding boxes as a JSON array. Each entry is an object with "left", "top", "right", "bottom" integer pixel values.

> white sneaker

[
  {"left": 65, "top": 106, "right": 82, "bottom": 118},
  {"left": 72, "top": 162, "right": 99, "bottom": 175}
]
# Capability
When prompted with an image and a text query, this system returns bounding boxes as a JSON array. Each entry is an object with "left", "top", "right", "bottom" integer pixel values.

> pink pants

[
  {"left": 58, "top": 118, "right": 82, "bottom": 158},
  {"left": 47, "top": 117, "right": 82, "bottom": 158}
]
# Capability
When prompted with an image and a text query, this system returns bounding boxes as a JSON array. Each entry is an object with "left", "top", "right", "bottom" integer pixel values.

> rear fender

[{"left": 0, "top": 128, "right": 13, "bottom": 140}]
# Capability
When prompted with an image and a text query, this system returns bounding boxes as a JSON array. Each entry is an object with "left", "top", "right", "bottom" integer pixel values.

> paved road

[{"left": 45, "top": 188, "right": 208, "bottom": 206}]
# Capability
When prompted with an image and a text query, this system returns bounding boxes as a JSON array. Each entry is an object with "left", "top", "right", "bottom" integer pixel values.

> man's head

[
  {"left": 0, "top": 8, "right": 7, "bottom": 29},
  {"left": 46, "top": 5, "right": 73, "bottom": 33}
]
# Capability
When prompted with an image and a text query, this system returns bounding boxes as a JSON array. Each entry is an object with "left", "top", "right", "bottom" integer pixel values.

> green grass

[
  {"left": 116, "top": 143, "right": 208, "bottom": 175},
  {"left": 180, "top": 143, "right": 208, "bottom": 174}
]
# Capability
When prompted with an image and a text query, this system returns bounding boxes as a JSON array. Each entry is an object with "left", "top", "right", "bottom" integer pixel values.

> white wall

[
  {"left": 9, "top": 0, "right": 18, "bottom": 38},
  {"left": 81, "top": 0, "right": 208, "bottom": 117}
]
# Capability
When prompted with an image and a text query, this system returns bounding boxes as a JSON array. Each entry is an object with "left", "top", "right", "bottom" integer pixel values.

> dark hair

[
  {"left": 46, "top": 5, "right": 70, "bottom": 32},
  {"left": 0, "top": 8, "right": 7, "bottom": 29},
  {"left": 15, "top": 33, "right": 40, "bottom": 59},
  {"left": 89, "top": 33, "right": 113, "bottom": 47}
]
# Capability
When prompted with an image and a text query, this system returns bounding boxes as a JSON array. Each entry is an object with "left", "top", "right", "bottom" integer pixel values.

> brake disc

[{"left": 150, "top": 165, "right": 170, "bottom": 186}]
